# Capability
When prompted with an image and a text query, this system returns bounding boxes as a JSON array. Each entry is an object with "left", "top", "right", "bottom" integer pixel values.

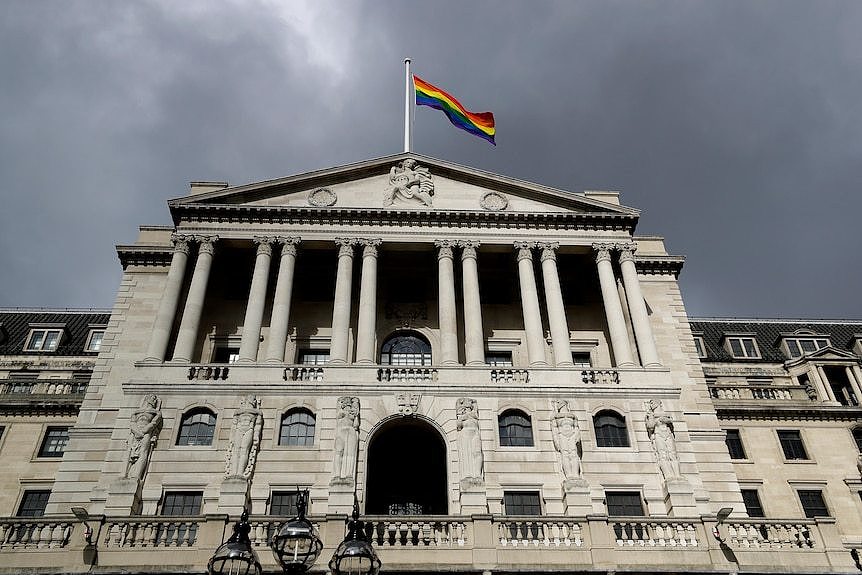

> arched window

[
  {"left": 176, "top": 408, "right": 216, "bottom": 446},
  {"left": 499, "top": 410, "right": 534, "bottom": 447},
  {"left": 594, "top": 410, "right": 629, "bottom": 447},
  {"left": 280, "top": 409, "right": 316, "bottom": 446},
  {"left": 853, "top": 428, "right": 862, "bottom": 452},
  {"left": 380, "top": 331, "right": 432, "bottom": 366}
]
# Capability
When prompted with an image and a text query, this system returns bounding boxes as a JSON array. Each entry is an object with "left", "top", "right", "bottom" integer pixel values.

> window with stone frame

[
  {"left": 741, "top": 489, "right": 765, "bottom": 518},
  {"left": 498, "top": 410, "right": 534, "bottom": 447},
  {"left": 798, "top": 489, "right": 829, "bottom": 518},
  {"left": 777, "top": 430, "right": 809, "bottom": 460},
  {"left": 853, "top": 427, "right": 862, "bottom": 452},
  {"left": 161, "top": 491, "right": 203, "bottom": 516},
  {"left": 17, "top": 490, "right": 50, "bottom": 517},
  {"left": 571, "top": 351, "right": 592, "bottom": 368},
  {"left": 503, "top": 491, "right": 542, "bottom": 515},
  {"left": 724, "top": 336, "right": 760, "bottom": 359},
  {"left": 24, "top": 328, "right": 63, "bottom": 352},
  {"left": 485, "top": 351, "right": 513, "bottom": 367},
  {"left": 38, "top": 426, "right": 69, "bottom": 458},
  {"left": 783, "top": 336, "right": 830, "bottom": 359},
  {"left": 176, "top": 408, "right": 216, "bottom": 446},
  {"left": 279, "top": 409, "right": 316, "bottom": 446},
  {"left": 693, "top": 336, "right": 707, "bottom": 358},
  {"left": 297, "top": 349, "right": 329, "bottom": 365},
  {"left": 85, "top": 329, "right": 106, "bottom": 352},
  {"left": 605, "top": 492, "right": 645, "bottom": 516},
  {"left": 593, "top": 410, "right": 630, "bottom": 447},
  {"left": 380, "top": 332, "right": 432, "bottom": 366},
  {"left": 724, "top": 429, "right": 746, "bottom": 460},
  {"left": 270, "top": 491, "right": 301, "bottom": 516}
]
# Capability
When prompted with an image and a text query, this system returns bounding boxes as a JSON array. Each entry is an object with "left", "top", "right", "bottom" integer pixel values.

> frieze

[{"left": 702, "top": 365, "right": 788, "bottom": 377}]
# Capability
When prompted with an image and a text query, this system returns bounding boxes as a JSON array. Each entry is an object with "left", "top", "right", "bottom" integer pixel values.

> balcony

[
  {"left": 0, "top": 514, "right": 849, "bottom": 573},
  {"left": 708, "top": 383, "right": 812, "bottom": 402}
]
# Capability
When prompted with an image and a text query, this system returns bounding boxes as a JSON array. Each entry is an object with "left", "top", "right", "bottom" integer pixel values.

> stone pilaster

[
  {"left": 172, "top": 235, "right": 218, "bottom": 363},
  {"left": 144, "top": 233, "right": 191, "bottom": 362}
]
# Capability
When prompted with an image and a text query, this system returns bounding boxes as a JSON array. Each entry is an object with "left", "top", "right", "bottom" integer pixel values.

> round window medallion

[
  {"left": 308, "top": 188, "right": 337, "bottom": 207},
  {"left": 480, "top": 191, "right": 508, "bottom": 211}
]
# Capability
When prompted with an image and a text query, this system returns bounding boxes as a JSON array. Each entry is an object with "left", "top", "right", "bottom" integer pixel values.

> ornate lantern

[
  {"left": 270, "top": 490, "right": 324, "bottom": 573},
  {"left": 328, "top": 500, "right": 381, "bottom": 575},
  {"left": 208, "top": 509, "right": 262, "bottom": 575}
]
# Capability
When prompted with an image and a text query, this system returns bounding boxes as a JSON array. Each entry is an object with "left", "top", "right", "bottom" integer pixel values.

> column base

[
  {"left": 466, "top": 360, "right": 486, "bottom": 366},
  {"left": 616, "top": 361, "right": 637, "bottom": 368},
  {"left": 529, "top": 360, "right": 549, "bottom": 367},
  {"left": 142, "top": 357, "right": 164, "bottom": 364},
  {"left": 327, "top": 359, "right": 348, "bottom": 366},
  {"left": 555, "top": 361, "right": 574, "bottom": 368},
  {"left": 644, "top": 361, "right": 663, "bottom": 368},
  {"left": 354, "top": 359, "right": 375, "bottom": 365},
  {"left": 219, "top": 477, "right": 250, "bottom": 514},
  {"left": 234, "top": 357, "right": 255, "bottom": 364},
  {"left": 265, "top": 358, "right": 285, "bottom": 364},
  {"left": 170, "top": 356, "right": 191, "bottom": 364}
]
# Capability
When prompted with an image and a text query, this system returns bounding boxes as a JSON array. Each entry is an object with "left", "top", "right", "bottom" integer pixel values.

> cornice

[
  {"left": 116, "top": 245, "right": 174, "bottom": 269},
  {"left": 167, "top": 204, "right": 638, "bottom": 233},
  {"left": 0, "top": 396, "right": 83, "bottom": 416},
  {"left": 634, "top": 255, "right": 686, "bottom": 278},
  {"left": 715, "top": 404, "right": 862, "bottom": 422}
]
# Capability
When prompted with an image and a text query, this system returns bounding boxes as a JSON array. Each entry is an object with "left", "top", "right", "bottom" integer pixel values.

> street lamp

[
  {"left": 208, "top": 509, "right": 262, "bottom": 575},
  {"left": 270, "top": 490, "right": 323, "bottom": 573},
  {"left": 328, "top": 499, "right": 381, "bottom": 575}
]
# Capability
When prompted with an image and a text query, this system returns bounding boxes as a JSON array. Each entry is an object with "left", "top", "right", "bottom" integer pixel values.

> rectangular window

[
  {"left": 725, "top": 429, "right": 746, "bottom": 459},
  {"left": 17, "top": 490, "right": 50, "bottom": 517},
  {"left": 693, "top": 336, "right": 707, "bottom": 358},
  {"left": 38, "top": 426, "right": 69, "bottom": 458},
  {"left": 798, "top": 489, "right": 829, "bottom": 518},
  {"left": 161, "top": 491, "right": 203, "bottom": 516},
  {"left": 784, "top": 337, "right": 830, "bottom": 359},
  {"left": 85, "top": 329, "right": 105, "bottom": 352},
  {"left": 486, "top": 351, "right": 513, "bottom": 367},
  {"left": 298, "top": 349, "right": 329, "bottom": 365},
  {"left": 778, "top": 430, "right": 809, "bottom": 460},
  {"left": 212, "top": 346, "right": 240, "bottom": 364},
  {"left": 571, "top": 352, "right": 592, "bottom": 368},
  {"left": 741, "top": 489, "right": 765, "bottom": 518},
  {"left": 503, "top": 491, "right": 541, "bottom": 515},
  {"left": 270, "top": 491, "right": 301, "bottom": 516},
  {"left": 605, "top": 491, "right": 645, "bottom": 516},
  {"left": 726, "top": 336, "right": 760, "bottom": 359},
  {"left": 24, "top": 329, "right": 63, "bottom": 352}
]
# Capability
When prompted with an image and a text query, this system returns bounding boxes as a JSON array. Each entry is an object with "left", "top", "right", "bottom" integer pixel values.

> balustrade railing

[
  {"left": 0, "top": 380, "right": 88, "bottom": 395},
  {"left": 581, "top": 370, "right": 620, "bottom": 385},
  {"left": 725, "top": 520, "right": 815, "bottom": 549},
  {"left": 0, "top": 519, "right": 73, "bottom": 549},
  {"left": 377, "top": 367, "right": 438, "bottom": 383},
  {"left": 611, "top": 519, "right": 698, "bottom": 547},
  {"left": 187, "top": 366, "right": 229, "bottom": 381},
  {"left": 103, "top": 517, "right": 200, "bottom": 548},
  {"left": 709, "top": 384, "right": 805, "bottom": 401},
  {"left": 490, "top": 369, "right": 530, "bottom": 384},
  {"left": 362, "top": 516, "right": 467, "bottom": 547},
  {"left": 247, "top": 517, "right": 323, "bottom": 547},
  {"left": 284, "top": 366, "right": 324, "bottom": 382},
  {"left": 496, "top": 517, "right": 583, "bottom": 547}
]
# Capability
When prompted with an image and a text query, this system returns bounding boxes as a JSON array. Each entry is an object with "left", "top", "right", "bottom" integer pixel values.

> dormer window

[
  {"left": 24, "top": 328, "right": 63, "bottom": 352},
  {"left": 783, "top": 336, "right": 830, "bottom": 359},
  {"left": 693, "top": 335, "right": 707, "bottom": 359},
  {"left": 724, "top": 336, "right": 760, "bottom": 359},
  {"left": 85, "top": 329, "right": 106, "bottom": 353}
]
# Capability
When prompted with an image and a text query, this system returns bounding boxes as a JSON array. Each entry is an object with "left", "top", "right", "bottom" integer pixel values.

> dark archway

[{"left": 365, "top": 418, "right": 447, "bottom": 515}]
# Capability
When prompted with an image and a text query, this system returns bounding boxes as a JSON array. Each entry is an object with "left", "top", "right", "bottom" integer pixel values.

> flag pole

[{"left": 404, "top": 58, "right": 412, "bottom": 153}]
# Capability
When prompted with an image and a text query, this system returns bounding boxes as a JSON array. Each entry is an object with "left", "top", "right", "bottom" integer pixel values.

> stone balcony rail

[
  {"left": 490, "top": 369, "right": 530, "bottom": 384},
  {"left": 187, "top": 365, "right": 230, "bottom": 381},
  {"left": 708, "top": 384, "right": 811, "bottom": 402},
  {"left": 377, "top": 367, "right": 439, "bottom": 383},
  {"left": 284, "top": 366, "right": 324, "bottom": 382},
  {"left": 0, "top": 379, "right": 88, "bottom": 396},
  {"left": 0, "top": 514, "right": 849, "bottom": 573}
]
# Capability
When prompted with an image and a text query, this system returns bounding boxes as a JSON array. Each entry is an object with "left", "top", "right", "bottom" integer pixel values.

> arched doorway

[{"left": 365, "top": 418, "right": 447, "bottom": 515}]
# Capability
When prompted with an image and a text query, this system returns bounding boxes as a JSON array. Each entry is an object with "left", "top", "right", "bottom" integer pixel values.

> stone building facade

[{"left": 1, "top": 154, "right": 859, "bottom": 573}]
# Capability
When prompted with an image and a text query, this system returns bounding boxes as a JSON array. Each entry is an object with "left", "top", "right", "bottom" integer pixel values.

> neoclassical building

[{"left": 1, "top": 154, "right": 860, "bottom": 573}]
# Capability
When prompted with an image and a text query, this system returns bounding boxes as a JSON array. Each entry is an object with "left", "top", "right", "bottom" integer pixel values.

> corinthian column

[
  {"left": 515, "top": 242, "right": 547, "bottom": 366},
  {"left": 538, "top": 242, "right": 573, "bottom": 367},
  {"left": 460, "top": 241, "right": 486, "bottom": 365},
  {"left": 355, "top": 239, "right": 382, "bottom": 364},
  {"left": 618, "top": 242, "right": 661, "bottom": 367},
  {"left": 593, "top": 243, "right": 634, "bottom": 367},
  {"left": 329, "top": 239, "right": 355, "bottom": 364},
  {"left": 144, "top": 234, "right": 191, "bottom": 362},
  {"left": 265, "top": 237, "right": 300, "bottom": 362},
  {"left": 237, "top": 237, "right": 274, "bottom": 363},
  {"left": 172, "top": 235, "right": 218, "bottom": 362},
  {"left": 436, "top": 240, "right": 459, "bottom": 365}
]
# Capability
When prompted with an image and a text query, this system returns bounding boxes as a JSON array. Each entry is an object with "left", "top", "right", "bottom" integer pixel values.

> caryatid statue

[
  {"left": 123, "top": 394, "right": 163, "bottom": 482},
  {"left": 331, "top": 397, "right": 360, "bottom": 485},
  {"left": 551, "top": 400, "right": 583, "bottom": 481},
  {"left": 456, "top": 397, "right": 484, "bottom": 486},
  {"left": 225, "top": 395, "right": 263, "bottom": 479},
  {"left": 644, "top": 399, "right": 682, "bottom": 481}
]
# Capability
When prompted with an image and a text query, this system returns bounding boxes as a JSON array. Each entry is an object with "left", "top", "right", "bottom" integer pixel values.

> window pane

[
  {"left": 486, "top": 352, "right": 513, "bottom": 367},
  {"left": 798, "top": 490, "right": 829, "bottom": 518},
  {"left": 87, "top": 331, "right": 104, "bottom": 352},
  {"left": 800, "top": 340, "right": 816, "bottom": 353},
  {"left": 729, "top": 339, "right": 744, "bottom": 357},
  {"left": 594, "top": 412, "right": 629, "bottom": 447},
  {"left": 606, "top": 492, "right": 644, "bottom": 516},
  {"left": 741, "top": 489, "right": 765, "bottom": 518},
  {"left": 742, "top": 338, "right": 757, "bottom": 357},
  {"left": 28, "top": 330, "right": 46, "bottom": 350},
  {"left": 499, "top": 412, "right": 533, "bottom": 447},
  {"left": 280, "top": 410, "right": 315, "bottom": 446},
  {"left": 786, "top": 341, "right": 801, "bottom": 357},
  {"left": 503, "top": 491, "right": 541, "bottom": 515},
  {"left": 778, "top": 430, "right": 808, "bottom": 460},
  {"left": 162, "top": 491, "right": 203, "bottom": 516},
  {"left": 271, "top": 491, "right": 300, "bottom": 516},
  {"left": 725, "top": 429, "right": 746, "bottom": 459},
  {"left": 44, "top": 331, "right": 60, "bottom": 351},
  {"left": 572, "top": 352, "right": 592, "bottom": 367},
  {"left": 853, "top": 429, "right": 862, "bottom": 452},
  {"left": 298, "top": 350, "right": 329, "bottom": 365},
  {"left": 381, "top": 334, "right": 432, "bottom": 366},
  {"left": 39, "top": 427, "right": 69, "bottom": 457},
  {"left": 17, "top": 490, "right": 51, "bottom": 517},
  {"left": 177, "top": 410, "right": 216, "bottom": 446}
]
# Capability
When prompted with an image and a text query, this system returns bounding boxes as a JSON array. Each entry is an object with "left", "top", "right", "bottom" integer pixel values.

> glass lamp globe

[{"left": 208, "top": 510, "right": 262, "bottom": 575}]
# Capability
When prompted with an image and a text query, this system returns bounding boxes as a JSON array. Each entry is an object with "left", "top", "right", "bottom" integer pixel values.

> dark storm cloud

[{"left": 1, "top": 0, "right": 860, "bottom": 319}]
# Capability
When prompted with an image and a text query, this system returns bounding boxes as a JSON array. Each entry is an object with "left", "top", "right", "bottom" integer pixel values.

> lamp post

[
  {"left": 208, "top": 509, "right": 262, "bottom": 575},
  {"left": 328, "top": 499, "right": 381, "bottom": 575},
  {"left": 270, "top": 490, "right": 323, "bottom": 573}
]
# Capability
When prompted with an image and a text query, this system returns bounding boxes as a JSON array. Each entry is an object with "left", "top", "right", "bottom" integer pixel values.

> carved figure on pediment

[
  {"left": 384, "top": 159, "right": 434, "bottom": 207},
  {"left": 225, "top": 395, "right": 263, "bottom": 479},
  {"left": 551, "top": 400, "right": 582, "bottom": 480},
  {"left": 645, "top": 399, "right": 682, "bottom": 481},
  {"left": 331, "top": 397, "right": 360, "bottom": 485},
  {"left": 456, "top": 398, "right": 484, "bottom": 486},
  {"left": 123, "top": 394, "right": 163, "bottom": 482}
]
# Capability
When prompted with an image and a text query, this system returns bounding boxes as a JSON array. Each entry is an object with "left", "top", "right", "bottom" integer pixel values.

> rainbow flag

[{"left": 413, "top": 75, "right": 495, "bottom": 145}]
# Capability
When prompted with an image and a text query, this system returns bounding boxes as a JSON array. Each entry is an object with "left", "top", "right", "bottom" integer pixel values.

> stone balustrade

[
  {"left": 611, "top": 518, "right": 699, "bottom": 547},
  {"left": 377, "top": 367, "right": 439, "bottom": 383},
  {"left": 709, "top": 384, "right": 810, "bottom": 402},
  {"left": 496, "top": 517, "right": 583, "bottom": 547},
  {"left": 283, "top": 366, "right": 324, "bottom": 382},
  {"left": 0, "top": 518, "right": 73, "bottom": 549},
  {"left": 362, "top": 516, "right": 467, "bottom": 547},
  {"left": 103, "top": 517, "right": 200, "bottom": 548},
  {"left": 490, "top": 369, "right": 530, "bottom": 384},
  {"left": 581, "top": 370, "right": 620, "bottom": 385},
  {"left": 725, "top": 520, "right": 815, "bottom": 549},
  {"left": 187, "top": 365, "right": 229, "bottom": 381}
]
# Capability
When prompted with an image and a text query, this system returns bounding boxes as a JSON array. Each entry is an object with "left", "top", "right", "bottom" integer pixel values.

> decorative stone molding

[
  {"left": 170, "top": 234, "right": 192, "bottom": 255},
  {"left": 617, "top": 241, "right": 638, "bottom": 263},
  {"left": 514, "top": 241, "right": 536, "bottom": 263},
  {"left": 592, "top": 242, "right": 614, "bottom": 263},
  {"left": 396, "top": 392, "right": 421, "bottom": 416},
  {"left": 384, "top": 302, "right": 428, "bottom": 327},
  {"left": 357, "top": 238, "right": 383, "bottom": 258},
  {"left": 480, "top": 191, "right": 508, "bottom": 211},
  {"left": 225, "top": 394, "right": 263, "bottom": 480},
  {"left": 459, "top": 240, "right": 480, "bottom": 260},
  {"left": 538, "top": 242, "right": 560, "bottom": 263},
  {"left": 276, "top": 236, "right": 301, "bottom": 257},
  {"left": 122, "top": 394, "right": 162, "bottom": 482},
  {"left": 252, "top": 236, "right": 274, "bottom": 257},
  {"left": 334, "top": 238, "right": 356, "bottom": 258},
  {"left": 435, "top": 240, "right": 456, "bottom": 260},
  {"left": 383, "top": 159, "right": 434, "bottom": 207},
  {"left": 196, "top": 235, "right": 219, "bottom": 255},
  {"left": 307, "top": 187, "right": 337, "bottom": 207}
]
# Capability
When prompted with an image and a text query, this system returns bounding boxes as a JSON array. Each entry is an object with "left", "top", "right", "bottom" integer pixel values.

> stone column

[
  {"left": 593, "top": 242, "right": 635, "bottom": 367},
  {"left": 538, "top": 242, "right": 573, "bottom": 367},
  {"left": 436, "top": 240, "right": 459, "bottom": 365},
  {"left": 355, "top": 239, "right": 382, "bottom": 364},
  {"left": 144, "top": 234, "right": 191, "bottom": 362},
  {"left": 618, "top": 242, "right": 661, "bottom": 367},
  {"left": 460, "top": 241, "right": 485, "bottom": 365},
  {"left": 329, "top": 239, "right": 355, "bottom": 365},
  {"left": 515, "top": 242, "right": 547, "bottom": 366},
  {"left": 237, "top": 237, "right": 274, "bottom": 363},
  {"left": 845, "top": 366, "right": 862, "bottom": 405},
  {"left": 265, "top": 237, "right": 300, "bottom": 362},
  {"left": 172, "top": 236, "right": 218, "bottom": 363},
  {"left": 815, "top": 366, "right": 837, "bottom": 402}
]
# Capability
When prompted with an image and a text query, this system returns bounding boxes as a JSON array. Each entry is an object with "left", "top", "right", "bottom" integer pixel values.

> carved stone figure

[
  {"left": 383, "top": 159, "right": 434, "bottom": 207},
  {"left": 123, "top": 394, "right": 163, "bottom": 482},
  {"left": 331, "top": 397, "right": 360, "bottom": 485},
  {"left": 551, "top": 400, "right": 582, "bottom": 480},
  {"left": 225, "top": 395, "right": 263, "bottom": 479},
  {"left": 645, "top": 399, "right": 682, "bottom": 481},
  {"left": 396, "top": 392, "right": 421, "bottom": 416},
  {"left": 456, "top": 397, "right": 484, "bottom": 486}
]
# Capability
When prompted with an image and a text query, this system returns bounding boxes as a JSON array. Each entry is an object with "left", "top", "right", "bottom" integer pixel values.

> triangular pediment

[
  {"left": 785, "top": 346, "right": 861, "bottom": 368},
  {"left": 168, "top": 153, "right": 639, "bottom": 217}
]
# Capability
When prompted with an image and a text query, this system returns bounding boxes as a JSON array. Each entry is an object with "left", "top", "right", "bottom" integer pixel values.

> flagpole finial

[{"left": 404, "top": 57, "right": 411, "bottom": 64}]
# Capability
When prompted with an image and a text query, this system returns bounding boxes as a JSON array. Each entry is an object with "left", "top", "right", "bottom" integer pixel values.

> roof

[
  {"left": 689, "top": 318, "right": 862, "bottom": 363},
  {"left": 0, "top": 309, "right": 112, "bottom": 357}
]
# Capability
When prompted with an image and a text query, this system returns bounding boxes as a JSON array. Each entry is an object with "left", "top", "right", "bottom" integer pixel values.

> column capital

[
  {"left": 617, "top": 241, "right": 638, "bottom": 263},
  {"left": 435, "top": 240, "right": 456, "bottom": 260},
  {"left": 538, "top": 242, "right": 560, "bottom": 263},
  {"left": 358, "top": 238, "right": 382, "bottom": 258},
  {"left": 514, "top": 241, "right": 536, "bottom": 263},
  {"left": 334, "top": 238, "right": 356, "bottom": 258},
  {"left": 252, "top": 236, "right": 275, "bottom": 256},
  {"left": 170, "top": 233, "right": 192, "bottom": 255},
  {"left": 196, "top": 235, "right": 219, "bottom": 255},
  {"left": 592, "top": 242, "right": 616, "bottom": 263},
  {"left": 459, "top": 240, "right": 480, "bottom": 261},
  {"left": 275, "top": 236, "right": 301, "bottom": 257}
]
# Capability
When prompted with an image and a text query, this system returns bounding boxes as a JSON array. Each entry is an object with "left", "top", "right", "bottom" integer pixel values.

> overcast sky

[{"left": 1, "top": 0, "right": 860, "bottom": 319}]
